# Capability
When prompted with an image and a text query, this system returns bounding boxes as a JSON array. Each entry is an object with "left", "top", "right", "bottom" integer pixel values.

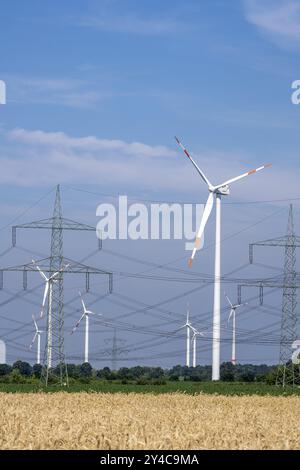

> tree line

[{"left": 0, "top": 361, "right": 280, "bottom": 384}]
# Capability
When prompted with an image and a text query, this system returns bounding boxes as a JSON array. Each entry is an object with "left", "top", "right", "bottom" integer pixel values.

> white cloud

[
  {"left": 5, "top": 75, "right": 108, "bottom": 109},
  {"left": 244, "top": 0, "right": 300, "bottom": 46},
  {"left": 3, "top": 128, "right": 184, "bottom": 190},
  {"left": 8, "top": 128, "right": 176, "bottom": 158},
  {"left": 77, "top": 15, "right": 180, "bottom": 35},
  {"left": 0, "top": 127, "right": 295, "bottom": 205}
]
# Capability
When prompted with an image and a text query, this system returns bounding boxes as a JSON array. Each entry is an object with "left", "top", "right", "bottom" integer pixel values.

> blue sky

[
  {"left": 0, "top": 0, "right": 300, "bottom": 368},
  {"left": 0, "top": 0, "right": 300, "bottom": 196}
]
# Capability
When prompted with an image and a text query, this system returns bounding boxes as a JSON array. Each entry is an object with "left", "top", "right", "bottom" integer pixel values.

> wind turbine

[
  {"left": 225, "top": 293, "right": 247, "bottom": 365},
  {"left": 191, "top": 328, "right": 204, "bottom": 368},
  {"left": 177, "top": 305, "right": 194, "bottom": 367},
  {"left": 32, "top": 259, "right": 69, "bottom": 368},
  {"left": 29, "top": 314, "right": 43, "bottom": 364},
  {"left": 32, "top": 260, "right": 61, "bottom": 318},
  {"left": 70, "top": 291, "right": 102, "bottom": 364},
  {"left": 175, "top": 136, "right": 271, "bottom": 380}
]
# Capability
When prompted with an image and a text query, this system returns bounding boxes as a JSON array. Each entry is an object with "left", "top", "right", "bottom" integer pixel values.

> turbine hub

[{"left": 216, "top": 185, "right": 230, "bottom": 195}]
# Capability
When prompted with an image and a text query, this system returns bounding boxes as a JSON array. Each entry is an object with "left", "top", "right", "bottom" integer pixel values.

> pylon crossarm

[
  {"left": 13, "top": 217, "right": 96, "bottom": 231},
  {"left": 0, "top": 257, "right": 112, "bottom": 275},
  {"left": 12, "top": 218, "right": 97, "bottom": 247},
  {"left": 239, "top": 280, "right": 300, "bottom": 289},
  {"left": 251, "top": 236, "right": 300, "bottom": 247}
]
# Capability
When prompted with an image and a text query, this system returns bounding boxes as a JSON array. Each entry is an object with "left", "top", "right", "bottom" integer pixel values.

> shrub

[
  {"left": 78, "top": 376, "right": 91, "bottom": 384},
  {"left": 10, "top": 369, "right": 24, "bottom": 383},
  {"left": 169, "top": 375, "right": 179, "bottom": 381},
  {"left": 136, "top": 378, "right": 150, "bottom": 385},
  {"left": 152, "top": 379, "right": 167, "bottom": 386},
  {"left": 265, "top": 371, "right": 277, "bottom": 385}
]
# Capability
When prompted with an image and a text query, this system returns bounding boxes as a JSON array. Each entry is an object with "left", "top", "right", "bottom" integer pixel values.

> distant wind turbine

[
  {"left": 29, "top": 314, "right": 43, "bottom": 365},
  {"left": 225, "top": 293, "right": 247, "bottom": 365},
  {"left": 70, "top": 291, "right": 102, "bottom": 364},
  {"left": 177, "top": 305, "right": 195, "bottom": 367},
  {"left": 191, "top": 327, "right": 204, "bottom": 368}
]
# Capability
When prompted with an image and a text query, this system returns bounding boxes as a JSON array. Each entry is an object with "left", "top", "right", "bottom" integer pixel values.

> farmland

[
  {"left": 0, "top": 391, "right": 300, "bottom": 450},
  {"left": 0, "top": 380, "right": 300, "bottom": 395}
]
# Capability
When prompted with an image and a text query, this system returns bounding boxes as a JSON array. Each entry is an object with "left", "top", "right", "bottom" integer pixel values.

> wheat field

[{"left": 0, "top": 392, "right": 300, "bottom": 450}]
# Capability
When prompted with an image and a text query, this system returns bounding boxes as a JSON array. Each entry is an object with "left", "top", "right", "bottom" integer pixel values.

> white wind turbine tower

[
  {"left": 177, "top": 305, "right": 194, "bottom": 367},
  {"left": 191, "top": 327, "right": 204, "bottom": 368},
  {"left": 70, "top": 291, "right": 102, "bottom": 364},
  {"left": 29, "top": 314, "right": 43, "bottom": 364},
  {"left": 175, "top": 137, "right": 271, "bottom": 380},
  {"left": 225, "top": 293, "right": 247, "bottom": 365},
  {"left": 32, "top": 259, "right": 69, "bottom": 369}
]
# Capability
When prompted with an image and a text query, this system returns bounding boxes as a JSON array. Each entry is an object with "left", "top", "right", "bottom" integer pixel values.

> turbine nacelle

[{"left": 211, "top": 185, "right": 230, "bottom": 196}]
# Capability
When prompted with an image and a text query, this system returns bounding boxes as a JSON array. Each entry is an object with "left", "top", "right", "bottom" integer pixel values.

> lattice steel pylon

[
  {"left": 42, "top": 185, "right": 66, "bottom": 385},
  {"left": 112, "top": 328, "right": 118, "bottom": 371},
  {"left": 7, "top": 184, "right": 112, "bottom": 386},
  {"left": 105, "top": 329, "right": 127, "bottom": 371},
  {"left": 276, "top": 205, "right": 299, "bottom": 386},
  {"left": 239, "top": 204, "right": 300, "bottom": 386}
]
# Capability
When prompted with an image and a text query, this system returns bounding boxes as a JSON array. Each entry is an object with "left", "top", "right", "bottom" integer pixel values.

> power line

[{"left": 65, "top": 185, "right": 300, "bottom": 206}]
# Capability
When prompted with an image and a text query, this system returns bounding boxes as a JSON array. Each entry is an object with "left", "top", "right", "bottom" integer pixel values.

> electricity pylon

[
  {"left": 105, "top": 329, "right": 127, "bottom": 371},
  {"left": 3, "top": 185, "right": 112, "bottom": 386},
  {"left": 238, "top": 205, "right": 300, "bottom": 386}
]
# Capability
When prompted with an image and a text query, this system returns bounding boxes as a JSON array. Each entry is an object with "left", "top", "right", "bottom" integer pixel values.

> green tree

[
  {"left": 220, "top": 362, "right": 235, "bottom": 382},
  {"left": 0, "top": 364, "right": 12, "bottom": 376},
  {"left": 240, "top": 371, "right": 255, "bottom": 382},
  {"left": 12, "top": 360, "right": 32, "bottom": 377},
  {"left": 32, "top": 364, "right": 42, "bottom": 379},
  {"left": 66, "top": 364, "right": 81, "bottom": 379},
  {"left": 80, "top": 362, "right": 92, "bottom": 378},
  {"left": 96, "top": 367, "right": 112, "bottom": 379}
]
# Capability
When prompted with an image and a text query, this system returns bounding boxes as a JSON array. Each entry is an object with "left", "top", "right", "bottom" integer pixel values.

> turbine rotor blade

[
  {"left": 41, "top": 282, "right": 49, "bottom": 318},
  {"left": 175, "top": 136, "right": 212, "bottom": 186},
  {"left": 79, "top": 291, "right": 90, "bottom": 313},
  {"left": 177, "top": 325, "right": 186, "bottom": 332},
  {"left": 29, "top": 332, "right": 37, "bottom": 349},
  {"left": 70, "top": 313, "right": 85, "bottom": 334},
  {"left": 32, "top": 314, "right": 38, "bottom": 332},
  {"left": 189, "top": 192, "right": 214, "bottom": 267},
  {"left": 82, "top": 298, "right": 87, "bottom": 312},
  {"left": 49, "top": 263, "right": 70, "bottom": 281},
  {"left": 235, "top": 301, "right": 248, "bottom": 309},
  {"left": 32, "top": 260, "right": 48, "bottom": 281},
  {"left": 228, "top": 309, "right": 234, "bottom": 322},
  {"left": 214, "top": 163, "right": 271, "bottom": 189},
  {"left": 224, "top": 292, "right": 233, "bottom": 308}
]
